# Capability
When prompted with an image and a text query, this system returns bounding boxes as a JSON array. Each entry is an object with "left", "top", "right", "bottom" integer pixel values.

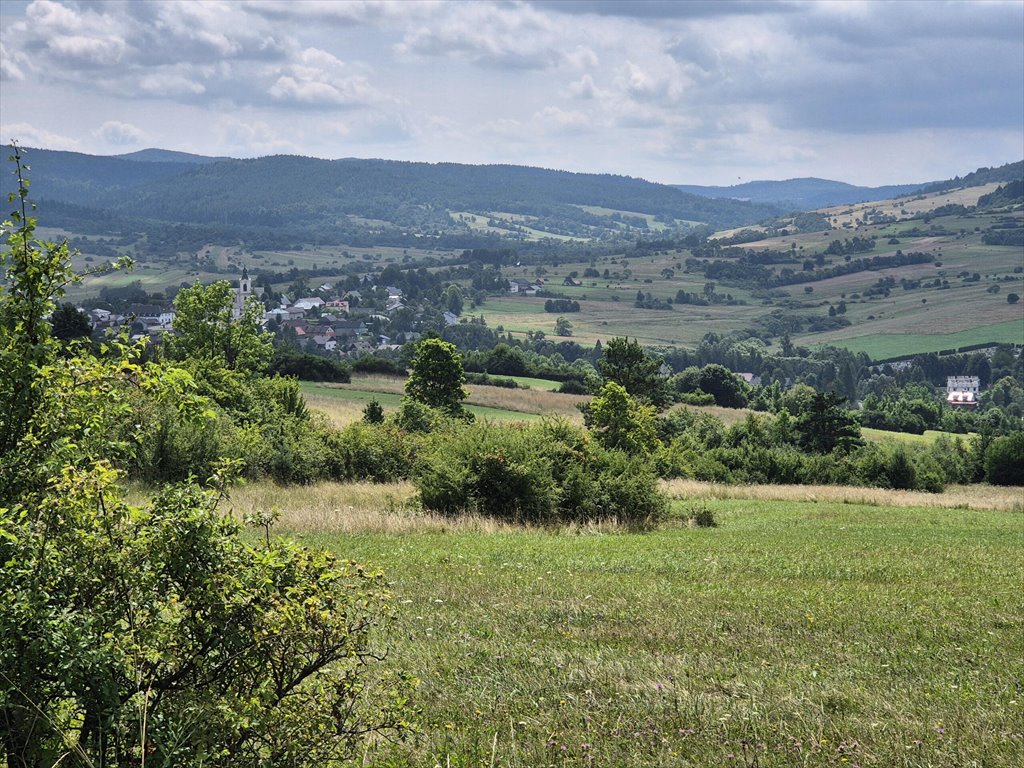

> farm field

[{"left": 233, "top": 480, "right": 1024, "bottom": 767}]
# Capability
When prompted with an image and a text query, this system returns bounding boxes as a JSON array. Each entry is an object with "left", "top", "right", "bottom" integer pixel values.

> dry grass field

[{"left": 219, "top": 477, "right": 1024, "bottom": 537}]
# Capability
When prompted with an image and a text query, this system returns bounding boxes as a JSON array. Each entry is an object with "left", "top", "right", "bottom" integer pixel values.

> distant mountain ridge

[
  {"left": 7, "top": 147, "right": 1022, "bottom": 246},
  {"left": 113, "top": 148, "right": 231, "bottom": 164},
  {"left": 675, "top": 177, "right": 929, "bottom": 210},
  {"left": 6, "top": 148, "right": 783, "bottom": 237}
]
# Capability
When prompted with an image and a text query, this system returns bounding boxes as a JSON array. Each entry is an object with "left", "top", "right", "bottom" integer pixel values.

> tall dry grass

[
  {"left": 662, "top": 479, "right": 1024, "bottom": 512},
  {"left": 463, "top": 384, "right": 587, "bottom": 420},
  {"left": 222, "top": 481, "right": 518, "bottom": 534},
  {"left": 219, "top": 480, "right": 643, "bottom": 535}
]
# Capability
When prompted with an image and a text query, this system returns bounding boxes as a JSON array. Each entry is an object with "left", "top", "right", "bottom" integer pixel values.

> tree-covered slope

[
  {"left": 4, "top": 149, "right": 781, "bottom": 235},
  {"left": 109, "top": 155, "right": 782, "bottom": 229},
  {"left": 114, "top": 148, "right": 231, "bottom": 164},
  {"left": 6, "top": 148, "right": 192, "bottom": 206},
  {"left": 921, "top": 160, "right": 1024, "bottom": 195}
]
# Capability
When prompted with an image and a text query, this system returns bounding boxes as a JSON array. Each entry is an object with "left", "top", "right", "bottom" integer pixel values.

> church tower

[{"left": 233, "top": 266, "right": 254, "bottom": 320}]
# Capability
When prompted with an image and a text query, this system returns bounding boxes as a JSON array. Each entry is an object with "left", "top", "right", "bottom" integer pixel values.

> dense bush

[
  {"left": 1, "top": 153, "right": 410, "bottom": 766},
  {"left": 984, "top": 432, "right": 1024, "bottom": 485},
  {"left": 351, "top": 354, "right": 407, "bottom": 376},
  {"left": 415, "top": 420, "right": 667, "bottom": 528},
  {"left": 558, "top": 378, "right": 589, "bottom": 394},
  {"left": 269, "top": 346, "right": 351, "bottom": 381}
]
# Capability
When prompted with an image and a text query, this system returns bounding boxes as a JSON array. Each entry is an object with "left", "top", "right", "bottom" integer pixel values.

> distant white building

[
  {"left": 293, "top": 297, "right": 325, "bottom": 311},
  {"left": 946, "top": 375, "right": 981, "bottom": 408}
]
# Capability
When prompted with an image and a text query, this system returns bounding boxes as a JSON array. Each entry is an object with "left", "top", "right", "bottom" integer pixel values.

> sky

[{"left": 1, "top": 0, "right": 1022, "bottom": 187}]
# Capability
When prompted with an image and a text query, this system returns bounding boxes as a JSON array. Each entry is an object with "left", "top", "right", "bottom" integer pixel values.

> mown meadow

[{"left": 229, "top": 480, "right": 1024, "bottom": 767}]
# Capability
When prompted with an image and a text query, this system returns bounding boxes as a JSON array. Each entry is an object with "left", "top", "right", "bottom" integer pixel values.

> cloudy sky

[{"left": 1, "top": 0, "right": 1021, "bottom": 186}]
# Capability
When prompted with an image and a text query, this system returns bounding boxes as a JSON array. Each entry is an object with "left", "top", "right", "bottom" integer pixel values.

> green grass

[
  {"left": 828, "top": 319, "right": 1024, "bottom": 359},
  {"left": 861, "top": 427, "right": 965, "bottom": 445},
  {"left": 293, "top": 500, "right": 1024, "bottom": 767},
  {"left": 506, "top": 375, "right": 564, "bottom": 391}
]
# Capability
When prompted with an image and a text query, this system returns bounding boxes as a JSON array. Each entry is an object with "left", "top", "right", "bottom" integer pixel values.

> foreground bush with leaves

[
  {"left": 2, "top": 465, "right": 413, "bottom": 767},
  {"left": 0, "top": 146, "right": 412, "bottom": 767}
]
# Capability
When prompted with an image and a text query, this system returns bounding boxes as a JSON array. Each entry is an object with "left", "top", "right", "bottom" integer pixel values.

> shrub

[
  {"left": 269, "top": 347, "right": 351, "bottom": 382},
  {"left": 558, "top": 378, "right": 590, "bottom": 395},
  {"left": 677, "top": 390, "right": 715, "bottom": 406},
  {"left": 684, "top": 503, "right": 718, "bottom": 528},
  {"left": 352, "top": 354, "right": 406, "bottom": 376},
  {"left": 984, "top": 432, "right": 1024, "bottom": 485},
  {"left": 392, "top": 398, "right": 448, "bottom": 433},
  {"left": 363, "top": 398, "right": 385, "bottom": 423},
  {"left": 415, "top": 421, "right": 667, "bottom": 528}
]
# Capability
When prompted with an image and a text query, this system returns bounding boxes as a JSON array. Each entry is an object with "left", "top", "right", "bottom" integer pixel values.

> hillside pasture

[{"left": 819, "top": 182, "right": 1005, "bottom": 228}]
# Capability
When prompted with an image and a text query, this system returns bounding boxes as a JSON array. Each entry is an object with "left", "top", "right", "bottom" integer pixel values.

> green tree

[
  {"left": 363, "top": 397, "right": 385, "bottom": 423},
  {"left": 598, "top": 337, "right": 667, "bottom": 407},
  {"left": 1, "top": 150, "right": 411, "bottom": 766},
  {"left": 587, "top": 381, "right": 660, "bottom": 455},
  {"left": 50, "top": 302, "right": 92, "bottom": 343},
  {"left": 444, "top": 284, "right": 464, "bottom": 315},
  {"left": 486, "top": 342, "right": 529, "bottom": 376},
  {"left": 984, "top": 432, "right": 1024, "bottom": 485},
  {"left": 554, "top": 316, "right": 573, "bottom": 336},
  {"left": 405, "top": 337, "right": 470, "bottom": 418},
  {"left": 695, "top": 364, "right": 748, "bottom": 408},
  {"left": 794, "top": 390, "right": 863, "bottom": 454},
  {"left": 166, "top": 280, "right": 272, "bottom": 373}
]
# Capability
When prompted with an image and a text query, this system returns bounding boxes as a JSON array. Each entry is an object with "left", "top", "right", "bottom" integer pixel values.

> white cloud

[
  {"left": 138, "top": 72, "right": 207, "bottom": 98},
  {"left": 0, "top": 0, "right": 1019, "bottom": 185},
  {"left": 0, "top": 121, "right": 80, "bottom": 151},
  {"left": 46, "top": 35, "right": 126, "bottom": 67},
  {"left": 532, "top": 106, "right": 593, "bottom": 135},
  {"left": 94, "top": 121, "right": 147, "bottom": 146},
  {"left": 395, "top": 2, "right": 567, "bottom": 69},
  {"left": 215, "top": 117, "right": 296, "bottom": 156},
  {"left": 0, "top": 42, "right": 26, "bottom": 81},
  {"left": 267, "top": 48, "right": 383, "bottom": 108}
]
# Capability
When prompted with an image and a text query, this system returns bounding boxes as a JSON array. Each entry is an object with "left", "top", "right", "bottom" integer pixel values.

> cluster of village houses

[
  {"left": 79, "top": 270, "right": 986, "bottom": 406},
  {"left": 84, "top": 269, "right": 477, "bottom": 356}
]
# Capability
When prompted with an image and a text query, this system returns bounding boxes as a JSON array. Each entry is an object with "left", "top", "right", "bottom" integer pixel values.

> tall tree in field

[
  {"left": 598, "top": 337, "right": 668, "bottom": 407},
  {"left": 167, "top": 280, "right": 272, "bottom": 373},
  {"left": 794, "top": 390, "right": 863, "bottom": 454},
  {"left": 405, "top": 337, "right": 470, "bottom": 417}
]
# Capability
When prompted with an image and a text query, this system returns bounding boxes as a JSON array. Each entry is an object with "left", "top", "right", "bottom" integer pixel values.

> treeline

[{"left": 695, "top": 249, "right": 934, "bottom": 289}]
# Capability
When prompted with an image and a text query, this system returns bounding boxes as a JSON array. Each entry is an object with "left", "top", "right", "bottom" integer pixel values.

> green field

[
  {"left": 829, "top": 319, "right": 1024, "bottom": 360},
  {"left": 277, "top": 495, "right": 1024, "bottom": 767}
]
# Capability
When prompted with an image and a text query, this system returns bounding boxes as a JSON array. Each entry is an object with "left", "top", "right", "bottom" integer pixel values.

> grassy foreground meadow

[{"left": 227, "top": 481, "right": 1024, "bottom": 767}]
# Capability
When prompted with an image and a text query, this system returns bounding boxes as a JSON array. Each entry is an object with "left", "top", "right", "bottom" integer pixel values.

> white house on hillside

[{"left": 946, "top": 375, "right": 981, "bottom": 408}]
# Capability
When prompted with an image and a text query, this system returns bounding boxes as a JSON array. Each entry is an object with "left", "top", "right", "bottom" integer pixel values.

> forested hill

[
  {"left": 6, "top": 148, "right": 781, "bottom": 237},
  {"left": 921, "top": 160, "right": 1024, "bottom": 195},
  {"left": 5, "top": 148, "right": 191, "bottom": 205},
  {"left": 675, "top": 177, "right": 929, "bottom": 210}
]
